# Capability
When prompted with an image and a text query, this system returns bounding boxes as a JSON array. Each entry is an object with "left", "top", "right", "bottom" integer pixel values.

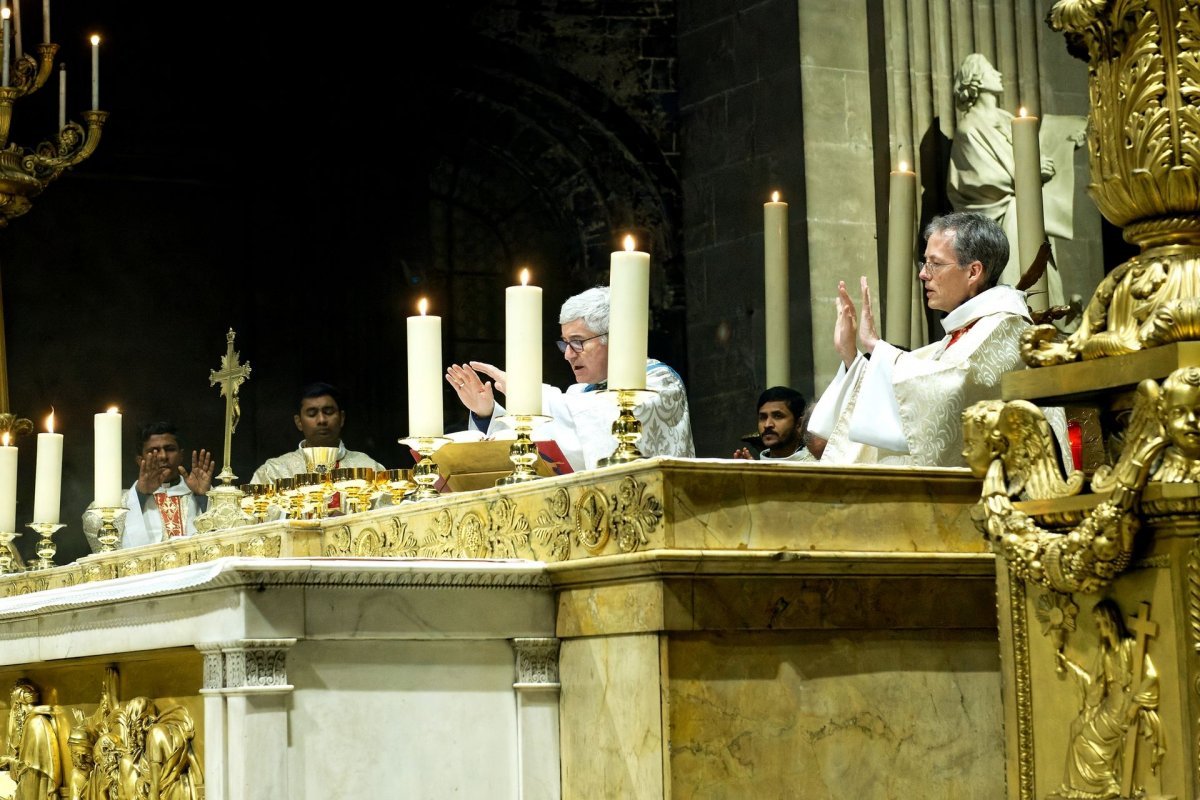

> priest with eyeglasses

[
  {"left": 808, "top": 211, "right": 1069, "bottom": 467},
  {"left": 446, "top": 286, "right": 694, "bottom": 472}
]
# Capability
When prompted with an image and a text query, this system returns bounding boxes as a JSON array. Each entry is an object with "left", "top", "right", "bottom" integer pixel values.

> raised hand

[
  {"left": 183, "top": 449, "right": 214, "bottom": 496},
  {"left": 136, "top": 451, "right": 170, "bottom": 495},
  {"left": 732, "top": 447, "right": 754, "bottom": 460},
  {"left": 446, "top": 363, "right": 497, "bottom": 417},
  {"left": 834, "top": 280, "right": 859, "bottom": 368},
  {"left": 856, "top": 276, "right": 880, "bottom": 356}
]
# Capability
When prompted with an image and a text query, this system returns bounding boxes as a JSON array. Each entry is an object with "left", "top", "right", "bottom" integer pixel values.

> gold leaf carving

[
  {"left": 533, "top": 488, "right": 574, "bottom": 561},
  {"left": 574, "top": 487, "right": 609, "bottom": 554},
  {"left": 609, "top": 477, "right": 663, "bottom": 553}
]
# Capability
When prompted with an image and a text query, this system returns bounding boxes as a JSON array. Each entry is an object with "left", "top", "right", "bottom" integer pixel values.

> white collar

[{"left": 940, "top": 285, "right": 1030, "bottom": 334}]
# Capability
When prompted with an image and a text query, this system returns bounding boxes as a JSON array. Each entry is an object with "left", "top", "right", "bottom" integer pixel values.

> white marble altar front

[{"left": 0, "top": 558, "right": 558, "bottom": 800}]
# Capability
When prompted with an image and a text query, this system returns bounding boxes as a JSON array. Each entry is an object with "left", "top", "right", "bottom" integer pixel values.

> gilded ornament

[
  {"left": 1024, "top": 1, "right": 1200, "bottom": 365},
  {"left": 1035, "top": 589, "right": 1080, "bottom": 671},
  {"left": 609, "top": 476, "right": 663, "bottom": 553},
  {"left": 965, "top": 379, "right": 1167, "bottom": 593},
  {"left": 532, "top": 488, "right": 574, "bottom": 562},
  {"left": 574, "top": 487, "right": 610, "bottom": 554}
]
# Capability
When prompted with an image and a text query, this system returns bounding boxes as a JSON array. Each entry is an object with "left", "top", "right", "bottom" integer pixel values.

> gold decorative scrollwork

[
  {"left": 609, "top": 476, "right": 663, "bottom": 553},
  {"left": 417, "top": 499, "right": 531, "bottom": 559},
  {"left": 382, "top": 518, "right": 419, "bottom": 557},
  {"left": 965, "top": 378, "right": 1168, "bottom": 593},
  {"left": 533, "top": 488, "right": 574, "bottom": 562}
]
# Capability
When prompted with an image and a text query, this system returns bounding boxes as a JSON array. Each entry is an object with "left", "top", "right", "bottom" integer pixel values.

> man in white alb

[
  {"left": 809, "top": 211, "right": 1068, "bottom": 467},
  {"left": 122, "top": 422, "right": 213, "bottom": 548},
  {"left": 446, "top": 286, "right": 694, "bottom": 472}
]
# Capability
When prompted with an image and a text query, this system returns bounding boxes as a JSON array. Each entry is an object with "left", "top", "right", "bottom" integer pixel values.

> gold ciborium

[
  {"left": 332, "top": 467, "right": 375, "bottom": 515},
  {"left": 302, "top": 446, "right": 340, "bottom": 476}
]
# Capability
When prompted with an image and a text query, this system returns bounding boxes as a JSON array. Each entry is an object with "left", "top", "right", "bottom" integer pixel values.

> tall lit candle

[
  {"left": 407, "top": 298, "right": 443, "bottom": 436},
  {"left": 0, "top": 433, "right": 16, "bottom": 532},
  {"left": 33, "top": 412, "right": 63, "bottom": 524},
  {"left": 885, "top": 161, "right": 917, "bottom": 344},
  {"left": 506, "top": 268, "right": 542, "bottom": 416},
  {"left": 1012, "top": 106, "right": 1047, "bottom": 312},
  {"left": 89, "top": 33, "right": 99, "bottom": 110},
  {"left": 93, "top": 406, "right": 121, "bottom": 506},
  {"left": 40, "top": 0, "right": 46, "bottom": 44},
  {"left": 763, "top": 191, "right": 789, "bottom": 387},
  {"left": 56, "top": 62, "right": 63, "bottom": 130},
  {"left": 2, "top": 9, "right": 11, "bottom": 88},
  {"left": 12, "top": 0, "right": 21, "bottom": 62},
  {"left": 608, "top": 235, "right": 650, "bottom": 390}
]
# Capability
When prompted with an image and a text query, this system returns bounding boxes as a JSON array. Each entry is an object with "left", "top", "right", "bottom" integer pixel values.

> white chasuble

[
  {"left": 479, "top": 359, "right": 695, "bottom": 472},
  {"left": 810, "top": 286, "right": 1067, "bottom": 468}
]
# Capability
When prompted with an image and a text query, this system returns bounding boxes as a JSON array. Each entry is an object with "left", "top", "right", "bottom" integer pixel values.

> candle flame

[
  {"left": 2, "top": 433, "right": 9, "bottom": 447},
  {"left": 107, "top": 406, "right": 118, "bottom": 414},
  {"left": 1, "top": 9, "right": 10, "bottom": 20},
  {"left": 418, "top": 297, "right": 428, "bottom": 316},
  {"left": 898, "top": 160, "right": 908, "bottom": 172},
  {"left": 90, "top": 34, "right": 100, "bottom": 46},
  {"left": 1018, "top": 106, "right": 1028, "bottom": 117},
  {"left": 623, "top": 235, "right": 635, "bottom": 252},
  {"left": 46, "top": 411, "right": 55, "bottom": 434},
  {"left": 771, "top": 191, "right": 780, "bottom": 203},
  {"left": 520, "top": 268, "right": 530, "bottom": 286}
]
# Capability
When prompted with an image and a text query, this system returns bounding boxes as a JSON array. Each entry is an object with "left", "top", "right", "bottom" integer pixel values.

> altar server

[{"left": 447, "top": 286, "right": 695, "bottom": 472}]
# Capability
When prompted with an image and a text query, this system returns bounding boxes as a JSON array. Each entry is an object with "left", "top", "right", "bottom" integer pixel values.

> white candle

[
  {"left": 763, "top": 191, "right": 789, "bottom": 387},
  {"left": 12, "top": 0, "right": 21, "bottom": 62},
  {"left": 33, "top": 412, "right": 63, "bottom": 524},
  {"left": 89, "top": 33, "right": 98, "bottom": 110},
  {"left": 93, "top": 406, "right": 121, "bottom": 506},
  {"left": 40, "top": 0, "right": 46, "bottom": 43},
  {"left": 885, "top": 161, "right": 917, "bottom": 344},
  {"left": 607, "top": 235, "right": 650, "bottom": 390},
  {"left": 406, "top": 298, "right": 443, "bottom": 436},
  {"left": 2, "top": 9, "right": 11, "bottom": 88},
  {"left": 1012, "top": 107, "right": 1047, "bottom": 311},
  {"left": 0, "top": 433, "right": 16, "bottom": 532},
  {"left": 56, "top": 62, "right": 63, "bottom": 130},
  {"left": 505, "top": 269, "right": 542, "bottom": 416}
]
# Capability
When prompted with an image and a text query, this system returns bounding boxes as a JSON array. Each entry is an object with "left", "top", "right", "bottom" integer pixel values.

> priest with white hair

[{"left": 447, "top": 286, "right": 694, "bottom": 472}]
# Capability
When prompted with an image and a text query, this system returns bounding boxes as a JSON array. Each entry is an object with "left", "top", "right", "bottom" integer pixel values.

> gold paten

[
  {"left": 0, "top": 668, "right": 202, "bottom": 799},
  {"left": 1022, "top": 1, "right": 1200, "bottom": 366}
]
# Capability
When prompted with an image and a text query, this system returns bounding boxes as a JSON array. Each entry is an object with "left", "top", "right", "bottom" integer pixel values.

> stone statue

[
  {"left": 1053, "top": 599, "right": 1162, "bottom": 799},
  {"left": 947, "top": 53, "right": 1085, "bottom": 307}
]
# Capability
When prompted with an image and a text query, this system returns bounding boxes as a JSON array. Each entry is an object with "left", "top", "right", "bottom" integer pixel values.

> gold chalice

[
  {"left": 332, "top": 467, "right": 375, "bottom": 514},
  {"left": 240, "top": 483, "right": 272, "bottom": 523},
  {"left": 302, "top": 446, "right": 340, "bottom": 476},
  {"left": 379, "top": 468, "right": 415, "bottom": 505},
  {"left": 274, "top": 476, "right": 305, "bottom": 521},
  {"left": 295, "top": 471, "right": 330, "bottom": 518}
]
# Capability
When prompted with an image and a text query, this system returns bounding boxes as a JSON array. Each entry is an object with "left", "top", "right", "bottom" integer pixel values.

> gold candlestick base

[
  {"left": 494, "top": 415, "right": 551, "bottom": 486},
  {"left": 0, "top": 531, "right": 21, "bottom": 574},
  {"left": 27, "top": 522, "right": 65, "bottom": 570},
  {"left": 193, "top": 483, "right": 252, "bottom": 534},
  {"left": 91, "top": 506, "right": 128, "bottom": 553},
  {"left": 399, "top": 436, "right": 450, "bottom": 501},
  {"left": 598, "top": 389, "right": 657, "bottom": 467}
]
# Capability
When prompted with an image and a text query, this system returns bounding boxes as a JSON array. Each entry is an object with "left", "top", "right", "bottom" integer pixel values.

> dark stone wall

[
  {"left": 0, "top": 1, "right": 684, "bottom": 563},
  {"left": 678, "top": 0, "right": 811, "bottom": 456}
]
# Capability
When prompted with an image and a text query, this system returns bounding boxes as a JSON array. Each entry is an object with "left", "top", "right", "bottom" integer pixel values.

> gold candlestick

[
  {"left": 494, "top": 415, "right": 551, "bottom": 485},
  {"left": 399, "top": 436, "right": 449, "bottom": 501},
  {"left": 91, "top": 506, "right": 127, "bottom": 553},
  {"left": 27, "top": 521, "right": 65, "bottom": 570},
  {"left": 0, "top": 530, "right": 20, "bottom": 574},
  {"left": 598, "top": 389, "right": 657, "bottom": 467}
]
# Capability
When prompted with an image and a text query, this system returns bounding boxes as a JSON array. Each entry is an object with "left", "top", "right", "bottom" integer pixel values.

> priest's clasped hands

[{"left": 834, "top": 276, "right": 881, "bottom": 369}]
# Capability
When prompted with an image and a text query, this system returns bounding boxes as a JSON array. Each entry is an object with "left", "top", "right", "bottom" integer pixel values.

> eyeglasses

[
  {"left": 555, "top": 333, "right": 607, "bottom": 353},
  {"left": 919, "top": 260, "right": 961, "bottom": 274}
]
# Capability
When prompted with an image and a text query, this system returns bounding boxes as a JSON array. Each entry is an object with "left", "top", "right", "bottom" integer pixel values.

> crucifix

[
  {"left": 209, "top": 328, "right": 252, "bottom": 487},
  {"left": 1120, "top": 600, "right": 1158, "bottom": 798}
]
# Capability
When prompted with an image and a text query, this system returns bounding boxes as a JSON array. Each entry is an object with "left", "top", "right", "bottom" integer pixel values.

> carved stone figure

[
  {"left": 947, "top": 53, "right": 1085, "bottom": 306},
  {"left": 1052, "top": 599, "right": 1162, "bottom": 799}
]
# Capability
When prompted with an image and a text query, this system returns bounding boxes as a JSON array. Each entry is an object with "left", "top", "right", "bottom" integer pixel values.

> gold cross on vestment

[{"left": 209, "top": 329, "right": 252, "bottom": 486}]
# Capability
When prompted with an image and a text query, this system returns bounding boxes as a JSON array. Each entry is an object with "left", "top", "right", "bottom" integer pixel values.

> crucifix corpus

[{"left": 210, "top": 328, "right": 252, "bottom": 487}]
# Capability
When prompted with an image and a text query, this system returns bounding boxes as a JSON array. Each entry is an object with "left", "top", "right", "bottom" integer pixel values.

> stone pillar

[
  {"left": 197, "top": 638, "right": 296, "bottom": 800},
  {"left": 512, "top": 637, "right": 562, "bottom": 800}
]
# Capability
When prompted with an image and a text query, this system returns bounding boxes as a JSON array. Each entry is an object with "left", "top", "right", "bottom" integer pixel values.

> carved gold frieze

[
  {"left": 1024, "top": 1, "right": 1200, "bottom": 365},
  {"left": 0, "top": 668, "right": 202, "bottom": 799}
]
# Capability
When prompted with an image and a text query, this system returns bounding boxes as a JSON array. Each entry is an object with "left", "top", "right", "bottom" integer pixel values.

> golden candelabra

[
  {"left": 495, "top": 415, "right": 551, "bottom": 485},
  {"left": 0, "top": 43, "right": 107, "bottom": 227},
  {"left": 27, "top": 520, "right": 63, "bottom": 570},
  {"left": 400, "top": 436, "right": 449, "bottom": 501}
]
